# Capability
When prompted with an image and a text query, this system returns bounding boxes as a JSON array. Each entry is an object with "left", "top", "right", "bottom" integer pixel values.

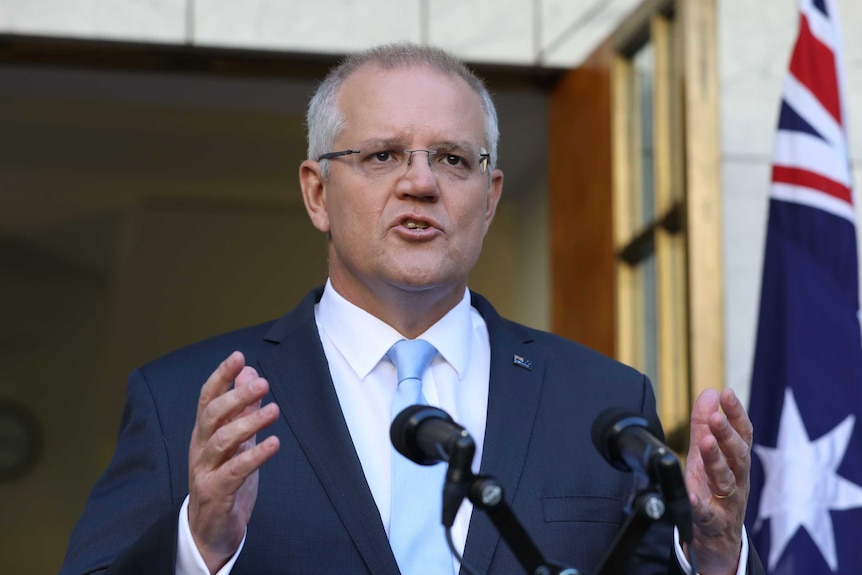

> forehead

[{"left": 335, "top": 64, "right": 486, "bottom": 145}]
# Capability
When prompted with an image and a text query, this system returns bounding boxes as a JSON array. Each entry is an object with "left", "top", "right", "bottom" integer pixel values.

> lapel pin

[{"left": 513, "top": 354, "right": 532, "bottom": 370}]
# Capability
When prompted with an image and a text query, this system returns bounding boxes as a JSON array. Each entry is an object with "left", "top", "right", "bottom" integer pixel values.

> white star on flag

[{"left": 754, "top": 388, "right": 862, "bottom": 571}]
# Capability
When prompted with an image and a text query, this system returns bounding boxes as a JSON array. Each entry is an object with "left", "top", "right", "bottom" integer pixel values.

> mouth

[
  {"left": 404, "top": 220, "right": 431, "bottom": 230},
  {"left": 395, "top": 213, "right": 439, "bottom": 233}
]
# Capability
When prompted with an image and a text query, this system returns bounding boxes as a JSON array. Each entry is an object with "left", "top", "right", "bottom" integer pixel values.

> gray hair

[{"left": 306, "top": 42, "right": 499, "bottom": 179}]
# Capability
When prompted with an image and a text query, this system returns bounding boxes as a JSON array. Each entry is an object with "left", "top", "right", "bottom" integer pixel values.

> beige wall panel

[
  {"left": 540, "top": 0, "right": 643, "bottom": 67},
  {"left": 0, "top": 0, "right": 186, "bottom": 43},
  {"left": 193, "top": 0, "right": 421, "bottom": 53},
  {"left": 428, "top": 0, "right": 533, "bottom": 64}
]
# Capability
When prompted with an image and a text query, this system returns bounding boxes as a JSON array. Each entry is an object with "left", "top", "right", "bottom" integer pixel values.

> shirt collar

[{"left": 316, "top": 279, "right": 473, "bottom": 380}]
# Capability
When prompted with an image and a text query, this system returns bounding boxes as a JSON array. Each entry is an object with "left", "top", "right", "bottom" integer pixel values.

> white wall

[
  {"left": 720, "top": 0, "right": 862, "bottom": 405},
  {"left": 0, "top": 0, "right": 641, "bottom": 68}
]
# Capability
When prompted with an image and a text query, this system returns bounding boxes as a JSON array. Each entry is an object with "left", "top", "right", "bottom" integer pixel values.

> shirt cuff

[
  {"left": 176, "top": 495, "right": 246, "bottom": 575},
  {"left": 673, "top": 525, "right": 749, "bottom": 575}
]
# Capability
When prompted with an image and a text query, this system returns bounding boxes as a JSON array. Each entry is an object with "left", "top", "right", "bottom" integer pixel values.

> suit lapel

[
  {"left": 461, "top": 293, "right": 545, "bottom": 574},
  {"left": 257, "top": 289, "right": 399, "bottom": 575}
]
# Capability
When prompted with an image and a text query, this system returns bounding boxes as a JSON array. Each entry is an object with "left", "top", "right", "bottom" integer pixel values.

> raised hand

[
  {"left": 187, "top": 351, "right": 281, "bottom": 573},
  {"left": 684, "top": 388, "right": 754, "bottom": 575}
]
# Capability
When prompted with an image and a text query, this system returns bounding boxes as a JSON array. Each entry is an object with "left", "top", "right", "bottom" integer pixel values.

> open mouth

[{"left": 404, "top": 220, "right": 430, "bottom": 230}]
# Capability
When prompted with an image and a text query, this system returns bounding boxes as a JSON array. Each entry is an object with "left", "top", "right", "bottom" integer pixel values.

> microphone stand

[
  {"left": 456, "top": 468, "right": 690, "bottom": 575},
  {"left": 591, "top": 489, "right": 666, "bottom": 575},
  {"left": 592, "top": 450, "right": 694, "bottom": 575},
  {"left": 420, "top": 407, "right": 692, "bottom": 575},
  {"left": 439, "top": 433, "right": 579, "bottom": 575},
  {"left": 462, "top": 474, "right": 581, "bottom": 575}
]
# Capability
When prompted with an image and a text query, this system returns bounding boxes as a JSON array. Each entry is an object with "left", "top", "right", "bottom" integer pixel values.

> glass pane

[
  {"left": 634, "top": 43, "right": 655, "bottom": 227},
  {"left": 641, "top": 249, "right": 660, "bottom": 390}
]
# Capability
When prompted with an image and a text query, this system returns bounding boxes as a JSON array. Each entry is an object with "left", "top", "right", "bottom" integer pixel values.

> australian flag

[{"left": 745, "top": 0, "right": 862, "bottom": 573}]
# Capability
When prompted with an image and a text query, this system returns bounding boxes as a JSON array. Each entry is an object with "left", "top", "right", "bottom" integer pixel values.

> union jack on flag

[{"left": 745, "top": 0, "right": 862, "bottom": 573}]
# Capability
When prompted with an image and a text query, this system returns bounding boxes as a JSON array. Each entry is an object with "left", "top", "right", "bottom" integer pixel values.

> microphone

[
  {"left": 591, "top": 408, "right": 669, "bottom": 474},
  {"left": 390, "top": 405, "right": 476, "bottom": 527},
  {"left": 591, "top": 407, "right": 694, "bottom": 544}
]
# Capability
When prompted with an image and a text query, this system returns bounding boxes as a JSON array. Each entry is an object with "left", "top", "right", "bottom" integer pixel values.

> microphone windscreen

[
  {"left": 591, "top": 407, "right": 660, "bottom": 467},
  {"left": 390, "top": 404, "right": 452, "bottom": 465}
]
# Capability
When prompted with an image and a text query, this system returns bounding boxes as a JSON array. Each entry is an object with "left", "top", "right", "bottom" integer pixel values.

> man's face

[{"left": 301, "top": 64, "right": 503, "bottom": 311}]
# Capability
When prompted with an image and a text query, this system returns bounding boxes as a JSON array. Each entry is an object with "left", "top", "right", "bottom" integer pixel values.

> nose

[{"left": 397, "top": 150, "right": 439, "bottom": 199}]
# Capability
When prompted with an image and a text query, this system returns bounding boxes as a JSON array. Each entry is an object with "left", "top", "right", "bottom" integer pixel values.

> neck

[{"left": 328, "top": 276, "right": 466, "bottom": 339}]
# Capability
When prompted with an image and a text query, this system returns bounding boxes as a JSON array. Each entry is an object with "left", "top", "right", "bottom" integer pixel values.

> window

[{"left": 612, "top": 0, "right": 722, "bottom": 449}]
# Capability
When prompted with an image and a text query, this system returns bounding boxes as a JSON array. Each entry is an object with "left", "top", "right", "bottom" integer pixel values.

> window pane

[
  {"left": 634, "top": 43, "right": 655, "bottom": 227},
  {"left": 641, "top": 249, "right": 660, "bottom": 389}
]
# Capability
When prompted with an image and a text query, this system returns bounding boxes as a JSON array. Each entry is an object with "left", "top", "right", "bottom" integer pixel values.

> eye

[
  {"left": 372, "top": 151, "right": 394, "bottom": 162},
  {"left": 440, "top": 154, "right": 466, "bottom": 167}
]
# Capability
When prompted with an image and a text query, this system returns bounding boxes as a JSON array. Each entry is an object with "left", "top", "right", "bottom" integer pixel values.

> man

[{"left": 61, "top": 43, "right": 762, "bottom": 575}]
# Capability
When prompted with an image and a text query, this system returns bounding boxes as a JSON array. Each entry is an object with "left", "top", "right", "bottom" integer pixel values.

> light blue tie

[{"left": 387, "top": 339, "right": 453, "bottom": 575}]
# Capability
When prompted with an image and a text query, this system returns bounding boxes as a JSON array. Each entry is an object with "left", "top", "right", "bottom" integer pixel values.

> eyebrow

[
  {"left": 429, "top": 141, "right": 474, "bottom": 153},
  {"left": 354, "top": 138, "right": 477, "bottom": 152},
  {"left": 355, "top": 137, "right": 408, "bottom": 149}
]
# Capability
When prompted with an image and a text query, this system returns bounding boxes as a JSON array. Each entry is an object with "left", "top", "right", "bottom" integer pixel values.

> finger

[
  {"left": 690, "top": 388, "right": 719, "bottom": 423},
  {"left": 197, "top": 352, "right": 246, "bottom": 419},
  {"left": 197, "top": 374, "right": 270, "bottom": 441},
  {"left": 698, "top": 434, "right": 737, "bottom": 499},
  {"left": 688, "top": 388, "right": 720, "bottom": 454},
  {"left": 216, "top": 401, "right": 279, "bottom": 458},
  {"left": 211, "top": 433, "right": 281, "bottom": 496},
  {"left": 720, "top": 388, "right": 754, "bottom": 447},
  {"left": 198, "top": 395, "right": 279, "bottom": 469},
  {"left": 233, "top": 366, "right": 263, "bottom": 421},
  {"left": 235, "top": 365, "right": 260, "bottom": 385},
  {"left": 708, "top": 410, "right": 750, "bottom": 476}
]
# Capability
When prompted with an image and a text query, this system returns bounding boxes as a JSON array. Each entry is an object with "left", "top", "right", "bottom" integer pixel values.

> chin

[
  {"left": 387, "top": 277, "right": 440, "bottom": 293},
  {"left": 386, "top": 272, "right": 465, "bottom": 297},
  {"left": 382, "top": 256, "right": 468, "bottom": 294}
]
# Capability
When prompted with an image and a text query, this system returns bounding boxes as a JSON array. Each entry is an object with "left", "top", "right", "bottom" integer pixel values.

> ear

[
  {"left": 300, "top": 160, "right": 331, "bottom": 234},
  {"left": 483, "top": 168, "right": 504, "bottom": 231}
]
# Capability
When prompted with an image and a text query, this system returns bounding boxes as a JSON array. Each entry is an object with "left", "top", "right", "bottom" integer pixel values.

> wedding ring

[{"left": 712, "top": 487, "right": 736, "bottom": 500}]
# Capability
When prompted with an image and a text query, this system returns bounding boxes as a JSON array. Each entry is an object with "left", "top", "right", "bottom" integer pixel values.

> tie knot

[{"left": 387, "top": 339, "right": 437, "bottom": 384}]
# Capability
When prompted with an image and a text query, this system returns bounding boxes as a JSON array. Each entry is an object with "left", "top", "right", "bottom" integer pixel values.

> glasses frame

[{"left": 317, "top": 148, "right": 491, "bottom": 175}]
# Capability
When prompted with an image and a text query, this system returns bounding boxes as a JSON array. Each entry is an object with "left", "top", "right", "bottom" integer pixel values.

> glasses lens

[{"left": 328, "top": 144, "right": 489, "bottom": 181}]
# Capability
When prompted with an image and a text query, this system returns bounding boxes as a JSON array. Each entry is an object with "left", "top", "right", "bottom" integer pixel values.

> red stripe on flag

[
  {"left": 772, "top": 165, "right": 852, "bottom": 204},
  {"left": 789, "top": 14, "right": 842, "bottom": 125}
]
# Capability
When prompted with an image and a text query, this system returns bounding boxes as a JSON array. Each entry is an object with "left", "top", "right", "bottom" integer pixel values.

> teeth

[{"left": 405, "top": 221, "right": 429, "bottom": 230}]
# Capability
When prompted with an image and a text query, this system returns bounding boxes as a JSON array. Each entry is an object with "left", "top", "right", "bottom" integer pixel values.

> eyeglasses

[{"left": 317, "top": 144, "right": 491, "bottom": 182}]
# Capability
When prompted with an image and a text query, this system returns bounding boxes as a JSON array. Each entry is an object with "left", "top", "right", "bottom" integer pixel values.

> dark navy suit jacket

[{"left": 60, "top": 288, "right": 762, "bottom": 574}]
